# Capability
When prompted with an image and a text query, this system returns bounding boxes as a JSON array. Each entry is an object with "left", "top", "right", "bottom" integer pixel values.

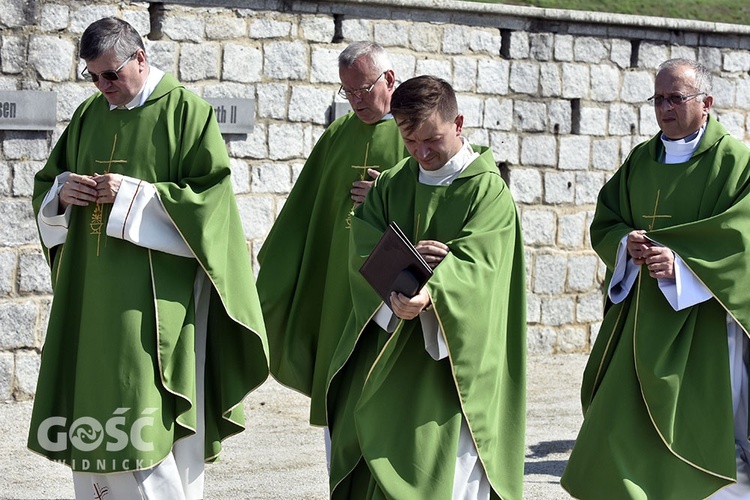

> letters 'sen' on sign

[{"left": 0, "top": 91, "right": 57, "bottom": 131}]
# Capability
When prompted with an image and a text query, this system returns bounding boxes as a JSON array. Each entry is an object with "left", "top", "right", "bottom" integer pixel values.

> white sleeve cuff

[
  {"left": 373, "top": 304, "right": 399, "bottom": 333},
  {"left": 38, "top": 172, "right": 72, "bottom": 248},
  {"left": 657, "top": 253, "right": 713, "bottom": 311},
  {"left": 608, "top": 234, "right": 640, "bottom": 304},
  {"left": 106, "top": 176, "right": 193, "bottom": 258},
  {"left": 420, "top": 307, "right": 448, "bottom": 361}
]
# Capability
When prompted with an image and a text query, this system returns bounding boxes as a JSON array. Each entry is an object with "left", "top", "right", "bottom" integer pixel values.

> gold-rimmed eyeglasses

[
  {"left": 81, "top": 52, "right": 137, "bottom": 83},
  {"left": 338, "top": 72, "right": 386, "bottom": 100},
  {"left": 647, "top": 92, "right": 706, "bottom": 107}
]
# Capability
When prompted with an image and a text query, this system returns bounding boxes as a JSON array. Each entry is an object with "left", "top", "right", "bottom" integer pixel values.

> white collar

[
  {"left": 418, "top": 137, "right": 479, "bottom": 186},
  {"left": 660, "top": 124, "right": 705, "bottom": 164},
  {"left": 109, "top": 67, "right": 165, "bottom": 111}
]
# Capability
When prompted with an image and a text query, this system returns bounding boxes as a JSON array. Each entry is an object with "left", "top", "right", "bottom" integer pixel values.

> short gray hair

[
  {"left": 658, "top": 58, "right": 713, "bottom": 95},
  {"left": 338, "top": 41, "right": 391, "bottom": 73},
  {"left": 79, "top": 17, "right": 145, "bottom": 62}
]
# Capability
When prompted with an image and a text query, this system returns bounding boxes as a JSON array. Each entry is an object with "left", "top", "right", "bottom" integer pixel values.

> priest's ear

[
  {"left": 701, "top": 93, "right": 713, "bottom": 115},
  {"left": 384, "top": 69, "right": 396, "bottom": 91}
]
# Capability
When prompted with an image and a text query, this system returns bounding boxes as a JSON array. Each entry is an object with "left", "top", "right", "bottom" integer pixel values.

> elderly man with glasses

[
  {"left": 29, "top": 16, "right": 269, "bottom": 499},
  {"left": 562, "top": 58, "right": 750, "bottom": 499},
  {"left": 256, "top": 41, "right": 408, "bottom": 460}
]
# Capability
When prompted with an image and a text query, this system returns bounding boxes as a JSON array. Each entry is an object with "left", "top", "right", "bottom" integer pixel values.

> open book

[{"left": 359, "top": 221, "right": 433, "bottom": 308}]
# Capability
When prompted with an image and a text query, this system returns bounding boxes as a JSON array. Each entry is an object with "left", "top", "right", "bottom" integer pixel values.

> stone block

[
  {"left": 162, "top": 13, "right": 205, "bottom": 42},
  {"left": 0, "top": 0, "right": 27, "bottom": 28},
  {"left": 469, "top": 29, "right": 502, "bottom": 55},
  {"left": 590, "top": 64, "right": 620, "bottom": 102},
  {"left": 415, "top": 59, "right": 452, "bottom": 82},
  {"left": 291, "top": 163, "right": 304, "bottom": 186},
  {"left": 236, "top": 195, "right": 276, "bottom": 240},
  {"left": 527, "top": 326, "right": 555, "bottom": 355},
  {"left": 638, "top": 104, "right": 661, "bottom": 137},
  {"left": 540, "top": 296, "right": 576, "bottom": 326},
  {"left": 251, "top": 163, "right": 292, "bottom": 194},
  {"left": 310, "top": 47, "right": 340, "bottom": 84},
  {"left": 300, "top": 16, "right": 334, "bottom": 43},
  {"left": 577, "top": 290, "right": 604, "bottom": 323},
  {"left": 0, "top": 300, "right": 37, "bottom": 349},
  {"left": 341, "top": 18, "right": 372, "bottom": 42},
  {"left": 0, "top": 352, "right": 11, "bottom": 401},
  {"left": 566, "top": 253, "right": 599, "bottom": 292},
  {"left": 228, "top": 123, "right": 268, "bottom": 160},
  {"left": 268, "top": 123, "right": 306, "bottom": 160},
  {"left": 529, "top": 33, "right": 554, "bottom": 62},
  {"left": 574, "top": 37, "right": 608, "bottom": 64},
  {"left": 557, "top": 211, "right": 587, "bottom": 249},
  {"left": 735, "top": 76, "right": 750, "bottom": 109},
  {"left": 2, "top": 131, "right": 49, "bottom": 161},
  {"left": 69, "top": 4, "right": 118, "bottom": 34},
  {"left": 206, "top": 16, "right": 247, "bottom": 40},
  {"left": 713, "top": 76, "right": 736, "bottom": 108},
  {"left": 544, "top": 171, "right": 575, "bottom": 205},
  {"left": 289, "top": 86, "right": 333, "bottom": 125},
  {"left": 250, "top": 18, "right": 292, "bottom": 39},
  {"left": 483, "top": 98, "right": 512, "bottom": 131},
  {"left": 222, "top": 44, "right": 262, "bottom": 84},
  {"left": 466, "top": 129, "right": 489, "bottom": 149},
  {"left": 391, "top": 53, "right": 416, "bottom": 81},
  {"left": 548, "top": 100, "right": 572, "bottom": 135},
  {"left": 509, "top": 61, "right": 539, "bottom": 95},
  {"left": 121, "top": 9, "right": 151, "bottom": 39},
  {"left": 229, "top": 158, "right": 250, "bottom": 195},
  {"left": 0, "top": 200, "right": 36, "bottom": 247},
  {"left": 610, "top": 39, "right": 631, "bottom": 69},
  {"left": 608, "top": 103, "right": 638, "bottom": 136},
  {"left": 522, "top": 209, "right": 556, "bottom": 246},
  {"left": 578, "top": 107, "right": 608, "bottom": 137},
  {"left": 592, "top": 138, "right": 621, "bottom": 171},
  {"left": 1, "top": 36, "right": 25, "bottom": 74},
  {"left": 698, "top": 46, "right": 722, "bottom": 72},
  {"left": 575, "top": 171, "right": 605, "bottom": 206},
  {"left": 264, "top": 41, "right": 307, "bottom": 80},
  {"left": 0, "top": 163, "right": 8, "bottom": 197},
  {"left": 533, "top": 252, "right": 567, "bottom": 294},
  {"left": 477, "top": 59, "right": 509, "bottom": 95},
  {"left": 561, "top": 63, "right": 589, "bottom": 99},
  {"left": 513, "top": 100, "right": 546, "bottom": 132},
  {"left": 527, "top": 293, "right": 541, "bottom": 323},
  {"left": 452, "top": 57, "right": 477, "bottom": 92},
  {"left": 19, "top": 252, "right": 51, "bottom": 294},
  {"left": 539, "top": 63, "right": 561, "bottom": 97},
  {"left": 144, "top": 40, "right": 179, "bottom": 76},
  {"left": 490, "top": 132, "right": 519, "bottom": 165},
  {"left": 589, "top": 321, "right": 602, "bottom": 346},
  {"left": 670, "top": 45, "right": 696, "bottom": 62},
  {"left": 557, "top": 326, "right": 588, "bottom": 353},
  {"left": 457, "top": 95, "right": 483, "bottom": 128},
  {"left": 409, "top": 22, "right": 441, "bottom": 53},
  {"left": 442, "top": 25, "right": 470, "bottom": 55},
  {"left": 12, "top": 161, "right": 43, "bottom": 197},
  {"left": 29, "top": 35, "right": 75, "bottom": 82},
  {"left": 620, "top": 70, "right": 652, "bottom": 104},
  {"left": 202, "top": 82, "right": 254, "bottom": 99},
  {"left": 14, "top": 350, "right": 40, "bottom": 400},
  {"left": 508, "top": 31, "right": 529, "bottom": 59},
  {"left": 718, "top": 112, "right": 745, "bottom": 142},
  {"left": 179, "top": 43, "right": 219, "bottom": 82},
  {"left": 521, "top": 135, "right": 556, "bottom": 167},
  {"left": 509, "top": 168, "right": 542, "bottom": 204},
  {"left": 558, "top": 136, "right": 591, "bottom": 170},
  {"left": 637, "top": 42, "right": 668, "bottom": 69},
  {"left": 257, "top": 84, "right": 288, "bottom": 120},
  {"left": 374, "top": 21, "right": 409, "bottom": 47},
  {"left": 554, "top": 34, "right": 574, "bottom": 62},
  {"left": 0, "top": 250, "right": 14, "bottom": 295}
]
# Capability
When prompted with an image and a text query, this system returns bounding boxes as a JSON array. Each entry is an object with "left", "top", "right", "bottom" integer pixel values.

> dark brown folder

[{"left": 359, "top": 221, "right": 433, "bottom": 308}]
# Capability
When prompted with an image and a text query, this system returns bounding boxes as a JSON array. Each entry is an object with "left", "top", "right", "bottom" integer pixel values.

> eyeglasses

[
  {"left": 338, "top": 72, "right": 386, "bottom": 100},
  {"left": 81, "top": 52, "right": 137, "bottom": 83},
  {"left": 647, "top": 92, "right": 706, "bottom": 107}
]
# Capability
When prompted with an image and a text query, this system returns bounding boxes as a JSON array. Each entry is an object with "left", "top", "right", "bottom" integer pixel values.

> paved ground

[{"left": 0, "top": 354, "right": 586, "bottom": 499}]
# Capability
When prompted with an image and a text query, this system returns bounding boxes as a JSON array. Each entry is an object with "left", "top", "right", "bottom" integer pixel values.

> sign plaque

[
  {"left": 0, "top": 91, "right": 57, "bottom": 131},
  {"left": 203, "top": 97, "right": 255, "bottom": 134}
]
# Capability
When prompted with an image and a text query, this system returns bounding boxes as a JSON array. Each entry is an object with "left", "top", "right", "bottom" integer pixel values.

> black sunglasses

[{"left": 81, "top": 52, "right": 137, "bottom": 83}]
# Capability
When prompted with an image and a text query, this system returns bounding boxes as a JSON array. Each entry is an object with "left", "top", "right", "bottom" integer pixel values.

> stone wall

[{"left": 2, "top": 0, "right": 750, "bottom": 400}]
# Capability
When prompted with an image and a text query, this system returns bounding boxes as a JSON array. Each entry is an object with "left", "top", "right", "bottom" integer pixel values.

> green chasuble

[
  {"left": 326, "top": 146, "right": 527, "bottom": 499},
  {"left": 256, "top": 112, "right": 407, "bottom": 426},
  {"left": 28, "top": 73, "right": 269, "bottom": 472},
  {"left": 561, "top": 116, "right": 750, "bottom": 499}
]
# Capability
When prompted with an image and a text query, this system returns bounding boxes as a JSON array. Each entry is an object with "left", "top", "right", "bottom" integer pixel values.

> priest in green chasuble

[
  {"left": 326, "top": 75, "right": 527, "bottom": 499},
  {"left": 256, "top": 41, "right": 408, "bottom": 436},
  {"left": 562, "top": 59, "right": 750, "bottom": 499},
  {"left": 29, "top": 17, "right": 268, "bottom": 499}
]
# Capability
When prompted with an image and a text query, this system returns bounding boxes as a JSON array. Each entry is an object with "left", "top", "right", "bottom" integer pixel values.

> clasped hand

[
  {"left": 389, "top": 239, "right": 450, "bottom": 320},
  {"left": 626, "top": 230, "right": 675, "bottom": 279},
  {"left": 60, "top": 173, "right": 123, "bottom": 209}
]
